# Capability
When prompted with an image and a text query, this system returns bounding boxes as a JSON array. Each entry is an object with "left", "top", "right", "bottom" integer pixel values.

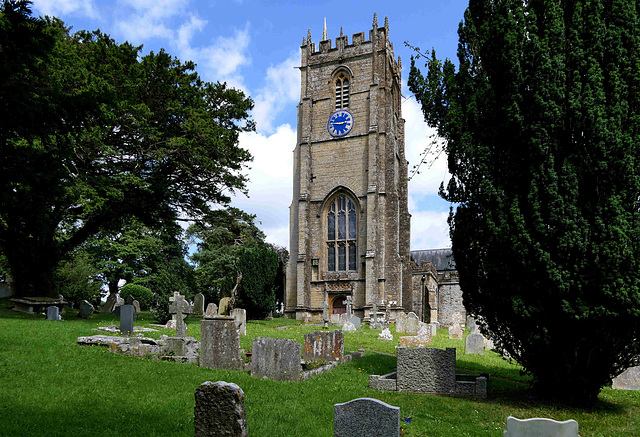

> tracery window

[
  {"left": 335, "top": 72, "right": 350, "bottom": 110},
  {"left": 327, "top": 195, "right": 357, "bottom": 271}
]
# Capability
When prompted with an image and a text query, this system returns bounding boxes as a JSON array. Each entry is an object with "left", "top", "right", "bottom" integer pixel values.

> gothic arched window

[
  {"left": 335, "top": 72, "right": 350, "bottom": 110},
  {"left": 327, "top": 195, "right": 357, "bottom": 271}
]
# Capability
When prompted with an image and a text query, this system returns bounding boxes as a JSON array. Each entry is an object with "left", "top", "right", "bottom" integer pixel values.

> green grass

[{"left": 0, "top": 297, "right": 638, "bottom": 436}]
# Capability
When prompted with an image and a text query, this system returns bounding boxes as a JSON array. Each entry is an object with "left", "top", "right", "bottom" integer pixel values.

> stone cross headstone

[
  {"left": 465, "top": 332, "right": 485, "bottom": 355},
  {"left": 200, "top": 318, "right": 244, "bottom": 371},
  {"left": 343, "top": 296, "right": 354, "bottom": 320},
  {"left": 251, "top": 337, "right": 301, "bottom": 381},
  {"left": 230, "top": 308, "right": 246, "bottom": 336},
  {"left": 503, "top": 416, "right": 579, "bottom": 437},
  {"left": 334, "top": 398, "right": 400, "bottom": 437},
  {"left": 193, "top": 292, "right": 205, "bottom": 317},
  {"left": 169, "top": 292, "right": 192, "bottom": 338},
  {"left": 322, "top": 301, "right": 330, "bottom": 328},
  {"left": 405, "top": 312, "right": 419, "bottom": 336},
  {"left": 119, "top": 304, "right": 135, "bottom": 335},
  {"left": 194, "top": 381, "right": 247, "bottom": 437},
  {"left": 78, "top": 300, "right": 94, "bottom": 319},
  {"left": 46, "top": 306, "right": 61, "bottom": 321},
  {"left": 204, "top": 303, "right": 218, "bottom": 318}
]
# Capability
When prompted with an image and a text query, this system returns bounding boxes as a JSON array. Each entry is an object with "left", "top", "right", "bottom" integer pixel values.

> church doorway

[{"left": 331, "top": 295, "right": 346, "bottom": 315}]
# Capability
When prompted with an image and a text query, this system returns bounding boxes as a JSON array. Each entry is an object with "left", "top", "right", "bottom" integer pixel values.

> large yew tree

[
  {"left": 0, "top": 1, "right": 254, "bottom": 298},
  {"left": 409, "top": 0, "right": 640, "bottom": 406}
]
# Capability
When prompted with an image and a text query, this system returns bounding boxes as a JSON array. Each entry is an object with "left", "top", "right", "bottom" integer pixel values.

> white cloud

[
  {"left": 231, "top": 124, "right": 296, "bottom": 248},
  {"left": 115, "top": 0, "right": 186, "bottom": 42},
  {"left": 409, "top": 207, "right": 451, "bottom": 250},
  {"left": 252, "top": 52, "right": 300, "bottom": 134},
  {"left": 174, "top": 19, "right": 251, "bottom": 90},
  {"left": 33, "top": 0, "right": 98, "bottom": 18}
]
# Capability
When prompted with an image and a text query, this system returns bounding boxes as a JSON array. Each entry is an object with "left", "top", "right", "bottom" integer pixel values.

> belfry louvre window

[
  {"left": 327, "top": 195, "right": 357, "bottom": 271},
  {"left": 335, "top": 73, "right": 350, "bottom": 110}
]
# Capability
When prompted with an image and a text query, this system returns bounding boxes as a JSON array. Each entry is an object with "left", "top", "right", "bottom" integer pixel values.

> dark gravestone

[
  {"left": 251, "top": 337, "right": 301, "bottom": 381},
  {"left": 100, "top": 293, "right": 118, "bottom": 313},
  {"left": 114, "top": 304, "right": 137, "bottom": 319},
  {"left": 119, "top": 304, "right": 135, "bottom": 335},
  {"left": 334, "top": 398, "right": 400, "bottom": 437},
  {"left": 194, "top": 381, "right": 247, "bottom": 437},
  {"left": 77, "top": 300, "right": 94, "bottom": 319},
  {"left": 46, "top": 306, "right": 61, "bottom": 321},
  {"left": 303, "top": 330, "right": 344, "bottom": 363},
  {"left": 200, "top": 318, "right": 244, "bottom": 371}
]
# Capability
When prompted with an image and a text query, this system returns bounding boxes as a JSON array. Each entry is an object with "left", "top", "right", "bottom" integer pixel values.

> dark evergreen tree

[
  {"left": 0, "top": 1, "right": 254, "bottom": 298},
  {"left": 409, "top": 0, "right": 640, "bottom": 406}
]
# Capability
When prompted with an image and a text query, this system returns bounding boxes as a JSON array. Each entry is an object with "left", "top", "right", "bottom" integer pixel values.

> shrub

[
  {"left": 151, "top": 293, "right": 171, "bottom": 324},
  {"left": 119, "top": 283, "right": 153, "bottom": 309}
]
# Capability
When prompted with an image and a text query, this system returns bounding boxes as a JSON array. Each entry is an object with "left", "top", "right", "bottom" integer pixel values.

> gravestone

[
  {"left": 230, "top": 308, "right": 246, "bottom": 336},
  {"left": 125, "top": 295, "right": 135, "bottom": 305},
  {"left": 200, "top": 317, "right": 244, "bottom": 371},
  {"left": 334, "top": 398, "right": 400, "bottom": 437},
  {"left": 251, "top": 337, "right": 301, "bottom": 382},
  {"left": 405, "top": 312, "right": 419, "bottom": 336},
  {"left": 612, "top": 366, "right": 640, "bottom": 390},
  {"left": 379, "top": 327, "right": 393, "bottom": 341},
  {"left": 114, "top": 304, "right": 137, "bottom": 319},
  {"left": 429, "top": 322, "right": 439, "bottom": 337},
  {"left": 204, "top": 303, "right": 218, "bottom": 318},
  {"left": 46, "top": 306, "right": 61, "bottom": 321},
  {"left": 303, "top": 330, "right": 344, "bottom": 363},
  {"left": 397, "top": 347, "right": 457, "bottom": 394},
  {"left": 119, "top": 304, "right": 135, "bottom": 335},
  {"left": 342, "top": 296, "right": 356, "bottom": 331},
  {"left": 351, "top": 316, "right": 361, "bottom": 329},
  {"left": 395, "top": 312, "right": 407, "bottom": 333},
  {"left": 194, "top": 381, "right": 247, "bottom": 437},
  {"left": 466, "top": 316, "right": 479, "bottom": 333},
  {"left": 398, "top": 322, "right": 432, "bottom": 347},
  {"left": 169, "top": 292, "right": 192, "bottom": 337},
  {"left": 193, "top": 293, "right": 205, "bottom": 317},
  {"left": 77, "top": 300, "right": 94, "bottom": 319},
  {"left": 465, "top": 333, "right": 485, "bottom": 355},
  {"left": 322, "top": 301, "right": 330, "bottom": 328},
  {"left": 219, "top": 297, "right": 231, "bottom": 315},
  {"left": 448, "top": 323, "right": 464, "bottom": 339},
  {"left": 503, "top": 416, "right": 579, "bottom": 437},
  {"left": 131, "top": 299, "right": 141, "bottom": 314},
  {"left": 101, "top": 293, "right": 118, "bottom": 313}
]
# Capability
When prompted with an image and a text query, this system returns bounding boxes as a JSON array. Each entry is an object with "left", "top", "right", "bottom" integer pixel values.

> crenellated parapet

[{"left": 300, "top": 13, "right": 400, "bottom": 78}]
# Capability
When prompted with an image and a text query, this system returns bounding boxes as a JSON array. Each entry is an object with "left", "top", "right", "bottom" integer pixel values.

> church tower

[{"left": 285, "top": 14, "right": 411, "bottom": 322}]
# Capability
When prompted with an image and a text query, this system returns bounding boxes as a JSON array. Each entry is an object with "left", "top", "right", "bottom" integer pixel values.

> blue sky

[{"left": 32, "top": 0, "right": 469, "bottom": 250}]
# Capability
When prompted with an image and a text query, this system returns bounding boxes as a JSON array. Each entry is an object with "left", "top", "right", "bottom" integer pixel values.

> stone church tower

[{"left": 285, "top": 15, "right": 411, "bottom": 322}]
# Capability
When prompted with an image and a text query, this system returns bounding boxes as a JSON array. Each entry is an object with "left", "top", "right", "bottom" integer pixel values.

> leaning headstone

[
  {"left": 465, "top": 332, "right": 485, "bottom": 355},
  {"left": 194, "top": 381, "right": 247, "bottom": 437},
  {"left": 169, "top": 292, "right": 192, "bottom": 338},
  {"left": 334, "top": 398, "right": 400, "bottom": 437},
  {"left": 449, "top": 322, "right": 464, "bottom": 339},
  {"left": 405, "top": 312, "right": 419, "bottom": 336},
  {"left": 204, "top": 303, "right": 218, "bottom": 318},
  {"left": 200, "top": 317, "right": 244, "bottom": 371},
  {"left": 219, "top": 297, "right": 231, "bottom": 315},
  {"left": 503, "top": 416, "right": 579, "bottom": 437},
  {"left": 125, "top": 295, "right": 135, "bottom": 305},
  {"left": 77, "top": 300, "right": 94, "bottom": 319},
  {"left": 612, "top": 366, "right": 640, "bottom": 390},
  {"left": 192, "top": 292, "right": 205, "bottom": 317},
  {"left": 119, "top": 304, "right": 135, "bottom": 335},
  {"left": 46, "top": 306, "right": 61, "bottom": 321},
  {"left": 100, "top": 293, "right": 118, "bottom": 313},
  {"left": 230, "top": 308, "right": 247, "bottom": 336},
  {"left": 131, "top": 299, "right": 141, "bottom": 314},
  {"left": 251, "top": 337, "right": 301, "bottom": 382},
  {"left": 303, "top": 330, "right": 344, "bottom": 363},
  {"left": 395, "top": 312, "right": 407, "bottom": 333}
]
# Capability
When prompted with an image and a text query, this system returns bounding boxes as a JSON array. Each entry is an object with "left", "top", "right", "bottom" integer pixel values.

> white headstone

[{"left": 503, "top": 416, "right": 579, "bottom": 437}]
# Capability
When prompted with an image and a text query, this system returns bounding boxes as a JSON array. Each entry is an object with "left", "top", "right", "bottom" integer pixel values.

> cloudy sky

[{"left": 32, "top": 0, "right": 469, "bottom": 251}]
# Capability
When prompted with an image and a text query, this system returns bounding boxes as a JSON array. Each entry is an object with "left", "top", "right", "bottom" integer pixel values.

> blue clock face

[{"left": 327, "top": 110, "right": 354, "bottom": 138}]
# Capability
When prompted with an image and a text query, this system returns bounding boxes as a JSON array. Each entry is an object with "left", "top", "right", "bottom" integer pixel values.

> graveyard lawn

[{"left": 0, "top": 298, "right": 638, "bottom": 436}]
